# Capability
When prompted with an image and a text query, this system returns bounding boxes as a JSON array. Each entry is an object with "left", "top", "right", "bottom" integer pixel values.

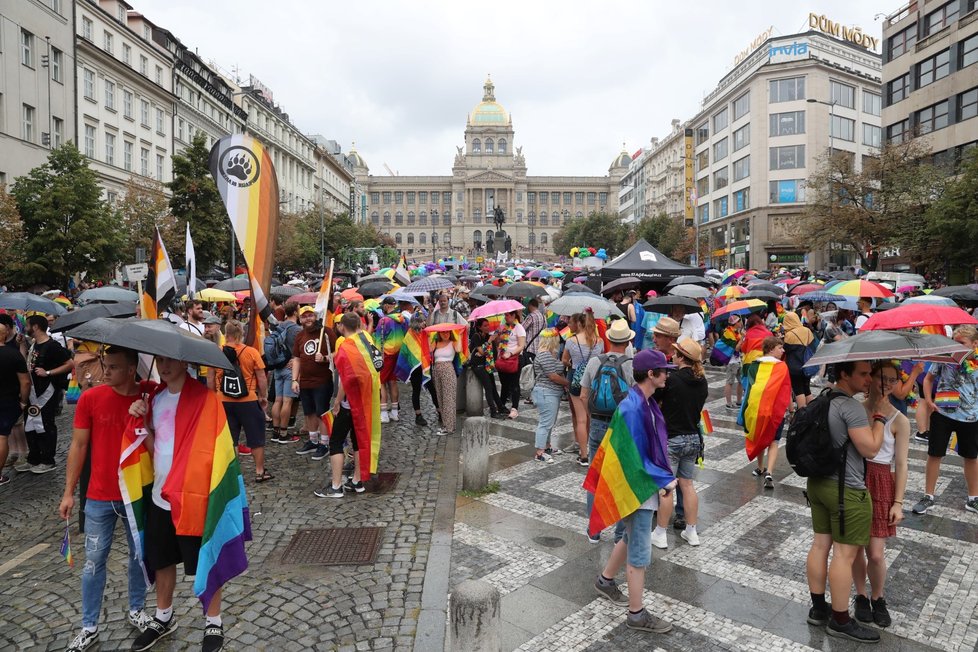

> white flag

[{"left": 185, "top": 222, "right": 197, "bottom": 298}]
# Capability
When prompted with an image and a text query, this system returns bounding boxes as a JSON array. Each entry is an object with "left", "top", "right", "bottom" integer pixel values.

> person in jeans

[
  {"left": 469, "top": 318, "right": 506, "bottom": 419},
  {"left": 580, "top": 319, "right": 635, "bottom": 542},
  {"left": 562, "top": 311, "right": 604, "bottom": 465},
  {"left": 805, "top": 360, "right": 884, "bottom": 644},
  {"left": 60, "top": 347, "right": 151, "bottom": 651},
  {"left": 531, "top": 330, "right": 569, "bottom": 463},
  {"left": 653, "top": 337, "right": 709, "bottom": 549},
  {"left": 20, "top": 314, "right": 73, "bottom": 474}
]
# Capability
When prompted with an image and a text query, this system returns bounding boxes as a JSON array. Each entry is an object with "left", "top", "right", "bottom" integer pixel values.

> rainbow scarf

[
  {"left": 738, "top": 358, "right": 792, "bottom": 461},
  {"left": 376, "top": 313, "right": 407, "bottom": 356},
  {"left": 335, "top": 333, "right": 382, "bottom": 479},
  {"left": 395, "top": 329, "right": 432, "bottom": 383},
  {"left": 583, "top": 386, "right": 676, "bottom": 536},
  {"left": 153, "top": 377, "right": 251, "bottom": 612},
  {"left": 119, "top": 416, "right": 156, "bottom": 587},
  {"left": 710, "top": 325, "right": 741, "bottom": 366}
]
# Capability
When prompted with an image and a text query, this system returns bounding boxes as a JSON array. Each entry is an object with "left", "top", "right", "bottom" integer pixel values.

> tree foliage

[
  {"left": 118, "top": 175, "right": 177, "bottom": 264},
  {"left": 167, "top": 133, "right": 230, "bottom": 273},
  {"left": 921, "top": 148, "right": 978, "bottom": 272},
  {"left": 10, "top": 143, "right": 124, "bottom": 287},
  {"left": 635, "top": 213, "right": 690, "bottom": 261},
  {"left": 274, "top": 208, "right": 395, "bottom": 272},
  {"left": 0, "top": 185, "right": 26, "bottom": 285},
  {"left": 552, "top": 211, "right": 632, "bottom": 259}
]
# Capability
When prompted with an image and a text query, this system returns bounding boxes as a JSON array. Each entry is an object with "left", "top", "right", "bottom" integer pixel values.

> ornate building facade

[{"left": 352, "top": 78, "right": 627, "bottom": 260}]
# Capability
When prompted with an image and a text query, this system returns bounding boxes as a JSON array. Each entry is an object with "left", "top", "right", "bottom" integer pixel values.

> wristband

[{"left": 893, "top": 500, "right": 903, "bottom": 505}]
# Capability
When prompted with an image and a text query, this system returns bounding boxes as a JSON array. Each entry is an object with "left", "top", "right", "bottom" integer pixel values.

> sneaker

[
  {"left": 913, "top": 430, "right": 929, "bottom": 443},
  {"left": 237, "top": 445, "right": 252, "bottom": 456},
  {"left": 564, "top": 442, "right": 580, "bottom": 454},
  {"left": 390, "top": 410, "right": 399, "bottom": 422},
  {"left": 545, "top": 447, "right": 562, "bottom": 456},
  {"left": 280, "top": 433, "right": 300, "bottom": 444},
  {"left": 416, "top": 414, "right": 427, "bottom": 426},
  {"left": 764, "top": 474, "right": 774, "bottom": 490},
  {"left": 268, "top": 431, "right": 283, "bottom": 444},
  {"left": 577, "top": 456, "right": 589, "bottom": 467},
  {"left": 534, "top": 453, "right": 555, "bottom": 464},
  {"left": 586, "top": 531, "right": 601, "bottom": 544},
  {"left": 14, "top": 460, "right": 33, "bottom": 473},
  {"left": 752, "top": 467, "right": 767, "bottom": 477},
  {"left": 681, "top": 529, "right": 700, "bottom": 546},
  {"left": 966, "top": 498, "right": 978, "bottom": 514},
  {"left": 0, "top": 474, "right": 9, "bottom": 486},
  {"left": 871, "top": 597, "right": 892, "bottom": 628},
  {"left": 343, "top": 478, "right": 365, "bottom": 493},
  {"left": 672, "top": 517, "right": 686, "bottom": 530},
  {"left": 310, "top": 444, "right": 330, "bottom": 461},
  {"left": 30, "top": 463, "right": 56, "bottom": 474},
  {"left": 826, "top": 617, "right": 881, "bottom": 643},
  {"left": 725, "top": 403, "right": 737, "bottom": 411},
  {"left": 127, "top": 609, "right": 152, "bottom": 632},
  {"left": 66, "top": 628, "right": 99, "bottom": 652},
  {"left": 912, "top": 495, "right": 935, "bottom": 515},
  {"left": 651, "top": 529, "right": 668, "bottom": 550},
  {"left": 380, "top": 411, "right": 390, "bottom": 424},
  {"left": 490, "top": 412, "right": 507, "bottom": 420},
  {"left": 807, "top": 604, "right": 830, "bottom": 626},
  {"left": 201, "top": 624, "right": 224, "bottom": 652},
  {"left": 130, "top": 616, "right": 177, "bottom": 651},
  {"left": 854, "top": 595, "right": 873, "bottom": 623},
  {"left": 625, "top": 608, "right": 672, "bottom": 633},
  {"left": 594, "top": 575, "right": 628, "bottom": 606},
  {"left": 3, "top": 454, "right": 17, "bottom": 468},
  {"left": 296, "top": 440, "right": 319, "bottom": 455},
  {"left": 314, "top": 485, "right": 344, "bottom": 499}
]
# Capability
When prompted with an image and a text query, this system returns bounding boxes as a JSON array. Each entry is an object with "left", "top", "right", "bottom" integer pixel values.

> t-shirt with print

[
  {"left": 932, "top": 363, "right": 978, "bottom": 423},
  {"left": 502, "top": 323, "right": 526, "bottom": 355},
  {"left": 827, "top": 394, "right": 871, "bottom": 489},
  {"left": 28, "top": 338, "right": 72, "bottom": 394},
  {"left": 292, "top": 329, "right": 332, "bottom": 390},
  {"left": 215, "top": 343, "right": 265, "bottom": 402},
  {"left": 73, "top": 384, "right": 140, "bottom": 501},
  {"left": 151, "top": 388, "right": 181, "bottom": 510}
]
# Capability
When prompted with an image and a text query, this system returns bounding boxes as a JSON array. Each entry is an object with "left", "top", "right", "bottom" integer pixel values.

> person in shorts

[
  {"left": 269, "top": 304, "right": 301, "bottom": 444},
  {"left": 0, "top": 320, "right": 29, "bottom": 485},
  {"left": 376, "top": 297, "right": 407, "bottom": 423},
  {"left": 805, "top": 361, "right": 885, "bottom": 644},
  {"left": 291, "top": 306, "right": 335, "bottom": 459}
]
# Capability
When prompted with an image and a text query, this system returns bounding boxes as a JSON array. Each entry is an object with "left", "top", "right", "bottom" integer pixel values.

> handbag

[{"left": 495, "top": 352, "right": 518, "bottom": 374}]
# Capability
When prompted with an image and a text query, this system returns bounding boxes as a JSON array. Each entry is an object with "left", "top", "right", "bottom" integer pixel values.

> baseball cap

[
  {"left": 381, "top": 296, "right": 398, "bottom": 305},
  {"left": 633, "top": 349, "right": 675, "bottom": 372},
  {"left": 298, "top": 305, "right": 316, "bottom": 315}
]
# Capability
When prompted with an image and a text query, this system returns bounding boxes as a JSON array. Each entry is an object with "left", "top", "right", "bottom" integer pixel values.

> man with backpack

[
  {"left": 265, "top": 304, "right": 301, "bottom": 444},
  {"left": 580, "top": 319, "right": 634, "bottom": 543},
  {"left": 797, "top": 360, "right": 886, "bottom": 644}
]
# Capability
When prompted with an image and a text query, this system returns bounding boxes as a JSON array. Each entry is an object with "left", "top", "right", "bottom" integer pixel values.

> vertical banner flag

[
  {"left": 316, "top": 259, "right": 335, "bottom": 352},
  {"left": 185, "top": 222, "right": 197, "bottom": 299},
  {"left": 394, "top": 254, "right": 410, "bottom": 287},
  {"left": 208, "top": 134, "right": 281, "bottom": 324},
  {"left": 141, "top": 227, "right": 177, "bottom": 320}
]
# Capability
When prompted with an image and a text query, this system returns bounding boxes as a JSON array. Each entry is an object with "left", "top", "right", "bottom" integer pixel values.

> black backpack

[{"left": 220, "top": 346, "right": 248, "bottom": 399}]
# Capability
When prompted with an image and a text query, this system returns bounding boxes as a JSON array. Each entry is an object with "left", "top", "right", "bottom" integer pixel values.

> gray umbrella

[
  {"left": 358, "top": 281, "right": 394, "bottom": 298},
  {"left": 504, "top": 282, "right": 548, "bottom": 300},
  {"left": 76, "top": 286, "right": 139, "bottom": 306},
  {"left": 601, "top": 276, "right": 642, "bottom": 296},
  {"left": 644, "top": 296, "right": 703, "bottom": 315},
  {"left": 471, "top": 285, "right": 507, "bottom": 302},
  {"left": 746, "top": 282, "right": 787, "bottom": 295},
  {"left": 668, "top": 284, "right": 712, "bottom": 299},
  {"left": 213, "top": 278, "right": 251, "bottom": 292},
  {"left": 562, "top": 283, "right": 596, "bottom": 294},
  {"left": 358, "top": 273, "right": 394, "bottom": 284},
  {"left": 665, "top": 275, "right": 716, "bottom": 289},
  {"left": 0, "top": 292, "right": 68, "bottom": 315},
  {"left": 270, "top": 285, "right": 302, "bottom": 298},
  {"left": 405, "top": 276, "right": 455, "bottom": 293},
  {"left": 741, "top": 290, "right": 781, "bottom": 301},
  {"left": 51, "top": 302, "right": 137, "bottom": 333},
  {"left": 804, "top": 331, "right": 969, "bottom": 367},
  {"left": 548, "top": 294, "right": 624, "bottom": 319},
  {"left": 66, "top": 318, "right": 235, "bottom": 370}
]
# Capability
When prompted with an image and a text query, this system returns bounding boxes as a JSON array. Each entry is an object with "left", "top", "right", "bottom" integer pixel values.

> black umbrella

[
  {"left": 270, "top": 285, "right": 302, "bottom": 298},
  {"left": 644, "top": 296, "right": 703, "bottom": 315},
  {"left": 562, "top": 283, "right": 595, "bottom": 294},
  {"left": 601, "top": 276, "right": 642, "bottom": 296},
  {"left": 741, "top": 290, "right": 781, "bottom": 301},
  {"left": 359, "top": 281, "right": 395, "bottom": 298},
  {"left": 358, "top": 273, "right": 393, "bottom": 284},
  {"left": 746, "top": 283, "right": 786, "bottom": 295},
  {"left": 504, "top": 282, "right": 548, "bottom": 300},
  {"left": 67, "top": 318, "right": 234, "bottom": 370},
  {"left": 213, "top": 278, "right": 251, "bottom": 292},
  {"left": 0, "top": 292, "right": 68, "bottom": 315},
  {"left": 76, "top": 286, "right": 139, "bottom": 306},
  {"left": 470, "top": 285, "right": 507, "bottom": 302},
  {"left": 664, "top": 275, "right": 717, "bottom": 289},
  {"left": 931, "top": 285, "right": 978, "bottom": 305},
  {"left": 51, "top": 302, "right": 137, "bottom": 333}
]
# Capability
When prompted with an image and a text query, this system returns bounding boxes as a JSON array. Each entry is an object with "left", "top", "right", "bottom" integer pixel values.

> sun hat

[
  {"left": 606, "top": 319, "right": 635, "bottom": 343},
  {"left": 674, "top": 337, "right": 703, "bottom": 362},
  {"left": 652, "top": 316, "right": 681, "bottom": 338}
]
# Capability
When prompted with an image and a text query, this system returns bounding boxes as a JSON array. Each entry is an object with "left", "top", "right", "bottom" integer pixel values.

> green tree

[
  {"left": 11, "top": 143, "right": 124, "bottom": 286},
  {"left": 552, "top": 211, "right": 630, "bottom": 258},
  {"left": 118, "top": 175, "right": 178, "bottom": 263},
  {"left": 275, "top": 208, "right": 394, "bottom": 272},
  {"left": 921, "top": 149, "right": 978, "bottom": 274},
  {"left": 635, "top": 213, "right": 689, "bottom": 260},
  {"left": 168, "top": 133, "right": 230, "bottom": 273},
  {"left": 0, "top": 185, "right": 26, "bottom": 285}
]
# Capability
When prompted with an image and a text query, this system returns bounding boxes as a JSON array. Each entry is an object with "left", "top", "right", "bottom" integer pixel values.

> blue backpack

[
  {"left": 263, "top": 322, "right": 297, "bottom": 370},
  {"left": 588, "top": 354, "right": 631, "bottom": 417}
]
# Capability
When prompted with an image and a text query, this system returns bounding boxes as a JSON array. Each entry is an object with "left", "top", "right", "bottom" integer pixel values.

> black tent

[{"left": 600, "top": 238, "right": 704, "bottom": 283}]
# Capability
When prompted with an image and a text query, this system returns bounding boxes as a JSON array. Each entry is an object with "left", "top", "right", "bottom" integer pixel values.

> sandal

[{"left": 255, "top": 470, "right": 274, "bottom": 483}]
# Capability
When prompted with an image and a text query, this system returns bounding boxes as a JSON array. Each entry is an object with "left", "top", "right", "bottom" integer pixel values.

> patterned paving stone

[{"left": 450, "top": 522, "right": 563, "bottom": 596}]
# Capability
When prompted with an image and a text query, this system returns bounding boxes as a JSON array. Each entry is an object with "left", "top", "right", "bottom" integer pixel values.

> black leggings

[
  {"left": 410, "top": 367, "right": 438, "bottom": 412},
  {"left": 472, "top": 363, "right": 504, "bottom": 414},
  {"left": 498, "top": 370, "right": 520, "bottom": 411}
]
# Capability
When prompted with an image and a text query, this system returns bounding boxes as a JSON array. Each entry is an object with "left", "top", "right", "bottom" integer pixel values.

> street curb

[{"left": 414, "top": 426, "right": 460, "bottom": 652}]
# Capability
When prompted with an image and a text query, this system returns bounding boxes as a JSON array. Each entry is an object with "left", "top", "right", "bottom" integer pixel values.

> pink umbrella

[{"left": 469, "top": 299, "right": 525, "bottom": 321}]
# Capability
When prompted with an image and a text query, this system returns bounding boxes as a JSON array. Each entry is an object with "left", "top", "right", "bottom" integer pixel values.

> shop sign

[
  {"left": 768, "top": 41, "right": 808, "bottom": 60},
  {"left": 808, "top": 13, "right": 879, "bottom": 51}
]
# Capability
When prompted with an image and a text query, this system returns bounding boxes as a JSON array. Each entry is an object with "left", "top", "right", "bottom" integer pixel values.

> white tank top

[
  {"left": 869, "top": 413, "right": 898, "bottom": 466},
  {"left": 433, "top": 345, "right": 455, "bottom": 363}
]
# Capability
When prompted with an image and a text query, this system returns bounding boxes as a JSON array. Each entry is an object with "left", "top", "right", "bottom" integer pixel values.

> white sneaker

[
  {"left": 681, "top": 529, "right": 701, "bottom": 546},
  {"left": 31, "top": 463, "right": 57, "bottom": 474},
  {"left": 380, "top": 411, "right": 390, "bottom": 424},
  {"left": 66, "top": 628, "right": 99, "bottom": 652},
  {"left": 127, "top": 609, "right": 152, "bottom": 632},
  {"left": 14, "top": 460, "right": 33, "bottom": 473},
  {"left": 390, "top": 409, "right": 399, "bottom": 422},
  {"left": 651, "top": 528, "right": 668, "bottom": 549}
]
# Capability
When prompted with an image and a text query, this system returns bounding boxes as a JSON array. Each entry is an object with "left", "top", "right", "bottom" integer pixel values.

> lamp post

[{"left": 808, "top": 97, "right": 838, "bottom": 269}]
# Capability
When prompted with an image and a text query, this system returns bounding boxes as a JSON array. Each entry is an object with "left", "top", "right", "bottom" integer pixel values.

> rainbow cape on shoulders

[
  {"left": 336, "top": 333, "right": 382, "bottom": 479},
  {"left": 376, "top": 313, "right": 407, "bottom": 356},
  {"left": 738, "top": 358, "right": 792, "bottom": 460},
  {"left": 395, "top": 329, "right": 431, "bottom": 383}
]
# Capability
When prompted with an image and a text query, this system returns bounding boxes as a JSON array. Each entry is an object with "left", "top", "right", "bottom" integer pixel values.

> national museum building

[{"left": 350, "top": 78, "right": 627, "bottom": 260}]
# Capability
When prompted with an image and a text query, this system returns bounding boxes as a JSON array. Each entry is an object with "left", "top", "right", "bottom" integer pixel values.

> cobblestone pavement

[
  {"left": 450, "top": 367, "right": 978, "bottom": 652},
  {"left": 0, "top": 391, "right": 451, "bottom": 652}
]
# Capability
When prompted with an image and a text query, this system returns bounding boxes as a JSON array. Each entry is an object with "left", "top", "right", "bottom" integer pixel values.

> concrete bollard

[
  {"left": 461, "top": 417, "right": 490, "bottom": 492},
  {"left": 456, "top": 367, "right": 468, "bottom": 413},
  {"left": 449, "top": 579, "right": 501, "bottom": 652},
  {"left": 465, "top": 368, "right": 484, "bottom": 416}
]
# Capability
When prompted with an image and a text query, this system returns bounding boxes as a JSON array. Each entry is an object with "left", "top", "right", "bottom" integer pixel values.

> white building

[
  {"left": 310, "top": 136, "right": 357, "bottom": 217},
  {"left": 74, "top": 0, "right": 175, "bottom": 201},
  {"left": 640, "top": 119, "right": 690, "bottom": 224},
  {"left": 617, "top": 148, "right": 645, "bottom": 225},
  {"left": 0, "top": 0, "right": 76, "bottom": 185}
]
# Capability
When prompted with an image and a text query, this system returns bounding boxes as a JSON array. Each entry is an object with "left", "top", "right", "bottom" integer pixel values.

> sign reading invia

[{"left": 768, "top": 41, "right": 809, "bottom": 60}]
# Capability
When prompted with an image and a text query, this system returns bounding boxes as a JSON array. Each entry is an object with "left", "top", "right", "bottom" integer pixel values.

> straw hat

[
  {"left": 674, "top": 337, "right": 702, "bottom": 362},
  {"left": 606, "top": 319, "right": 635, "bottom": 343},
  {"left": 652, "top": 316, "right": 680, "bottom": 338}
]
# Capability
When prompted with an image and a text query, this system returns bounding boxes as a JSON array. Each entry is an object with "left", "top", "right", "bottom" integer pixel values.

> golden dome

[{"left": 469, "top": 76, "right": 509, "bottom": 125}]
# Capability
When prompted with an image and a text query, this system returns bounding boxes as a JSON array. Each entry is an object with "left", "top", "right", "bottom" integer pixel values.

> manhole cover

[
  {"left": 364, "top": 472, "right": 400, "bottom": 494},
  {"left": 280, "top": 527, "right": 384, "bottom": 566},
  {"left": 532, "top": 536, "right": 566, "bottom": 548}
]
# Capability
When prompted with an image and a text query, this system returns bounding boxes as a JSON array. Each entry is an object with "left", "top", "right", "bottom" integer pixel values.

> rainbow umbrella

[
  {"left": 53, "top": 296, "right": 72, "bottom": 309},
  {"left": 721, "top": 269, "right": 746, "bottom": 285},
  {"left": 717, "top": 285, "right": 747, "bottom": 300},
  {"left": 827, "top": 280, "right": 894, "bottom": 299},
  {"left": 712, "top": 298, "right": 767, "bottom": 320}
]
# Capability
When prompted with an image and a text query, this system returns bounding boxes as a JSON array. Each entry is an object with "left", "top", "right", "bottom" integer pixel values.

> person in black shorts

[{"left": 0, "top": 320, "right": 29, "bottom": 485}]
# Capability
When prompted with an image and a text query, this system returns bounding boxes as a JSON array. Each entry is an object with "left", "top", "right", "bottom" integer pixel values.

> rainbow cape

[
  {"left": 119, "top": 416, "right": 156, "bottom": 587},
  {"left": 395, "top": 329, "right": 432, "bottom": 383},
  {"left": 710, "top": 325, "right": 741, "bottom": 366},
  {"left": 583, "top": 386, "right": 676, "bottom": 536},
  {"left": 336, "top": 333, "right": 382, "bottom": 479},
  {"left": 428, "top": 331, "right": 471, "bottom": 375},
  {"left": 376, "top": 313, "right": 407, "bottom": 356},
  {"left": 155, "top": 377, "right": 251, "bottom": 612},
  {"left": 738, "top": 358, "right": 792, "bottom": 461},
  {"left": 740, "top": 325, "right": 770, "bottom": 367}
]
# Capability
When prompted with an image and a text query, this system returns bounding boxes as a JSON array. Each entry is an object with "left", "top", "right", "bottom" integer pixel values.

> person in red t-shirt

[{"left": 59, "top": 346, "right": 152, "bottom": 651}]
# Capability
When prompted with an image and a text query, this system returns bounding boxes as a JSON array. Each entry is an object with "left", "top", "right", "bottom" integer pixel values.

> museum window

[
  {"left": 432, "top": 233, "right": 438, "bottom": 244},
  {"left": 552, "top": 192, "right": 560, "bottom": 204},
  {"left": 407, "top": 233, "right": 414, "bottom": 245},
  {"left": 528, "top": 232, "right": 536, "bottom": 246},
  {"left": 395, "top": 233, "right": 402, "bottom": 245},
  {"left": 528, "top": 211, "right": 536, "bottom": 226},
  {"left": 395, "top": 211, "right": 403, "bottom": 225},
  {"left": 473, "top": 209, "right": 482, "bottom": 224},
  {"left": 383, "top": 212, "right": 391, "bottom": 225},
  {"left": 419, "top": 211, "right": 427, "bottom": 225},
  {"left": 576, "top": 211, "right": 584, "bottom": 218},
  {"left": 587, "top": 192, "right": 596, "bottom": 205},
  {"left": 370, "top": 192, "right": 379, "bottom": 204},
  {"left": 541, "top": 233, "right": 548, "bottom": 245},
  {"left": 575, "top": 192, "right": 584, "bottom": 204},
  {"left": 382, "top": 192, "right": 391, "bottom": 204},
  {"left": 516, "top": 211, "right": 523, "bottom": 223},
  {"left": 371, "top": 212, "right": 379, "bottom": 225},
  {"left": 498, "top": 139, "right": 507, "bottom": 154},
  {"left": 456, "top": 211, "right": 463, "bottom": 223},
  {"left": 472, "top": 138, "right": 481, "bottom": 153},
  {"left": 407, "top": 192, "right": 415, "bottom": 204},
  {"left": 431, "top": 192, "right": 439, "bottom": 204},
  {"left": 563, "top": 192, "right": 572, "bottom": 204},
  {"left": 540, "top": 213, "right": 548, "bottom": 226},
  {"left": 431, "top": 211, "right": 439, "bottom": 225},
  {"left": 407, "top": 211, "right": 415, "bottom": 226},
  {"left": 599, "top": 192, "right": 608, "bottom": 205},
  {"left": 733, "top": 92, "right": 750, "bottom": 120},
  {"left": 540, "top": 192, "right": 547, "bottom": 205},
  {"left": 394, "top": 191, "right": 403, "bottom": 204},
  {"left": 420, "top": 233, "right": 427, "bottom": 244},
  {"left": 444, "top": 232, "right": 451, "bottom": 244},
  {"left": 419, "top": 191, "right": 427, "bottom": 204},
  {"left": 485, "top": 138, "right": 494, "bottom": 153},
  {"left": 527, "top": 192, "right": 536, "bottom": 204}
]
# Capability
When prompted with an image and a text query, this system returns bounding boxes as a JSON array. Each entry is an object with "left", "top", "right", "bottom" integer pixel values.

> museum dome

[
  {"left": 348, "top": 143, "right": 367, "bottom": 169},
  {"left": 469, "top": 76, "right": 509, "bottom": 125}
]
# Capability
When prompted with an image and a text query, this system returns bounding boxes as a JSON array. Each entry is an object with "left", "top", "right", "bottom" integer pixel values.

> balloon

[{"left": 596, "top": 248, "right": 608, "bottom": 260}]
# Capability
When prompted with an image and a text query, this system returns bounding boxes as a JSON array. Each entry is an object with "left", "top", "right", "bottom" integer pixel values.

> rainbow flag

[
  {"left": 119, "top": 419, "right": 156, "bottom": 586},
  {"left": 583, "top": 386, "right": 676, "bottom": 537},
  {"left": 699, "top": 409, "right": 714, "bottom": 436},
  {"left": 935, "top": 391, "right": 961, "bottom": 410},
  {"left": 376, "top": 313, "right": 407, "bottom": 356},
  {"left": 739, "top": 358, "right": 792, "bottom": 461},
  {"left": 950, "top": 432, "right": 959, "bottom": 453},
  {"left": 322, "top": 410, "right": 335, "bottom": 437},
  {"left": 157, "top": 377, "right": 251, "bottom": 612},
  {"left": 335, "top": 333, "right": 382, "bottom": 479},
  {"left": 558, "top": 325, "right": 572, "bottom": 341},
  {"left": 60, "top": 520, "right": 73, "bottom": 567},
  {"left": 395, "top": 329, "right": 432, "bottom": 383},
  {"left": 710, "top": 325, "right": 740, "bottom": 366},
  {"left": 315, "top": 259, "right": 336, "bottom": 330},
  {"left": 65, "top": 375, "right": 81, "bottom": 405}
]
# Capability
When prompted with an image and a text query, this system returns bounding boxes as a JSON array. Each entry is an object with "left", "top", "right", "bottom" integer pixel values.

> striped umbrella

[
  {"left": 827, "top": 280, "right": 894, "bottom": 299},
  {"left": 712, "top": 299, "right": 767, "bottom": 320},
  {"left": 721, "top": 269, "right": 746, "bottom": 285},
  {"left": 405, "top": 276, "right": 455, "bottom": 293},
  {"left": 717, "top": 285, "right": 747, "bottom": 300}
]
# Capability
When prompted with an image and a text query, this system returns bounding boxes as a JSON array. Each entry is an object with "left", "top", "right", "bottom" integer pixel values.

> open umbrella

[
  {"left": 664, "top": 275, "right": 716, "bottom": 289},
  {"left": 285, "top": 292, "right": 319, "bottom": 305},
  {"left": 389, "top": 290, "right": 422, "bottom": 304},
  {"left": 548, "top": 294, "right": 623, "bottom": 319},
  {"left": 358, "top": 273, "right": 394, "bottom": 284},
  {"left": 213, "top": 278, "right": 251, "bottom": 292},
  {"left": 76, "top": 286, "right": 139, "bottom": 306},
  {"left": 196, "top": 288, "right": 238, "bottom": 303},
  {"left": 860, "top": 305, "right": 978, "bottom": 331},
  {"left": 741, "top": 290, "right": 781, "bottom": 302},
  {"left": 0, "top": 292, "right": 68, "bottom": 315},
  {"left": 358, "top": 281, "right": 394, "bottom": 298},
  {"left": 902, "top": 295, "right": 958, "bottom": 307},
  {"left": 711, "top": 299, "right": 768, "bottom": 320},
  {"left": 788, "top": 283, "right": 825, "bottom": 296},
  {"left": 805, "top": 331, "right": 969, "bottom": 367},
  {"left": 504, "top": 282, "right": 549, "bottom": 300},
  {"left": 668, "top": 284, "right": 712, "bottom": 299},
  {"left": 526, "top": 270, "right": 551, "bottom": 280},
  {"left": 470, "top": 285, "right": 507, "bottom": 303},
  {"left": 746, "top": 283, "right": 786, "bottom": 295},
  {"left": 340, "top": 288, "right": 364, "bottom": 302},
  {"left": 601, "top": 277, "right": 642, "bottom": 296},
  {"left": 721, "top": 269, "right": 746, "bottom": 285},
  {"left": 405, "top": 276, "right": 455, "bottom": 293},
  {"left": 51, "top": 302, "right": 137, "bottom": 333},
  {"left": 931, "top": 285, "right": 978, "bottom": 305},
  {"left": 424, "top": 323, "right": 468, "bottom": 334},
  {"left": 717, "top": 285, "right": 747, "bottom": 300},
  {"left": 270, "top": 285, "right": 302, "bottom": 298},
  {"left": 67, "top": 318, "right": 235, "bottom": 370},
  {"left": 828, "top": 280, "right": 894, "bottom": 299},
  {"left": 469, "top": 300, "right": 526, "bottom": 321},
  {"left": 562, "top": 283, "right": 595, "bottom": 294},
  {"left": 643, "top": 296, "right": 702, "bottom": 315}
]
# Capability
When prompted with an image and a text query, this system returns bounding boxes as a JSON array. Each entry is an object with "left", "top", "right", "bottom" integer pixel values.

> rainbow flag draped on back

[
  {"left": 395, "top": 329, "right": 432, "bottom": 383},
  {"left": 335, "top": 333, "right": 382, "bottom": 479},
  {"left": 738, "top": 358, "right": 792, "bottom": 460},
  {"left": 740, "top": 325, "right": 770, "bottom": 367},
  {"left": 376, "top": 313, "right": 407, "bottom": 356},
  {"left": 155, "top": 377, "right": 251, "bottom": 612},
  {"left": 710, "top": 325, "right": 741, "bottom": 366},
  {"left": 583, "top": 386, "right": 676, "bottom": 536},
  {"left": 119, "top": 416, "right": 156, "bottom": 587}
]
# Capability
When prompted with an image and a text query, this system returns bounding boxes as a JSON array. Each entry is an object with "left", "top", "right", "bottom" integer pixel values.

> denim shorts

[
  {"left": 273, "top": 366, "right": 298, "bottom": 399},
  {"left": 621, "top": 508, "right": 654, "bottom": 568},
  {"left": 668, "top": 433, "right": 701, "bottom": 480}
]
